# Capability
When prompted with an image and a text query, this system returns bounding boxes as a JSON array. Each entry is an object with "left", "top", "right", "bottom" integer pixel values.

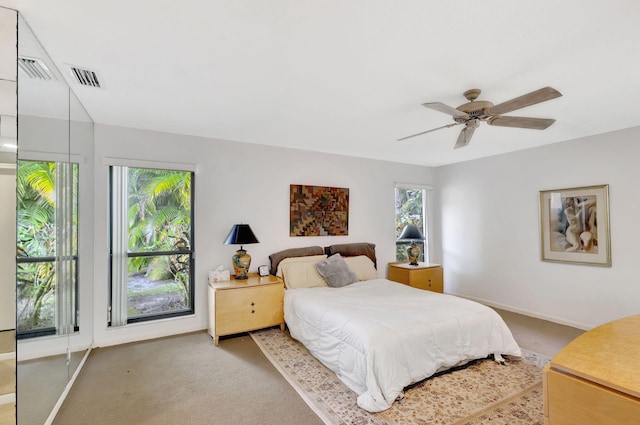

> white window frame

[{"left": 107, "top": 159, "right": 196, "bottom": 327}]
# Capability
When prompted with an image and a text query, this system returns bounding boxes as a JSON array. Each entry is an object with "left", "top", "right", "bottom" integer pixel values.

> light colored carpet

[
  {"left": 0, "top": 403, "right": 15, "bottom": 425},
  {"left": 45, "top": 309, "right": 582, "bottom": 424},
  {"left": 17, "top": 351, "right": 85, "bottom": 425},
  {"left": 0, "top": 331, "right": 15, "bottom": 425},
  {"left": 0, "top": 332, "right": 14, "bottom": 355},
  {"left": 51, "top": 331, "right": 324, "bottom": 425},
  {"left": 492, "top": 309, "right": 584, "bottom": 358},
  {"left": 251, "top": 327, "right": 550, "bottom": 425},
  {"left": 0, "top": 360, "right": 14, "bottom": 398}
]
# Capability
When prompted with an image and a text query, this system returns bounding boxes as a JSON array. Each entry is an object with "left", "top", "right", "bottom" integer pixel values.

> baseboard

[
  {"left": 448, "top": 293, "right": 593, "bottom": 331},
  {"left": 0, "top": 351, "right": 15, "bottom": 361},
  {"left": 93, "top": 316, "right": 204, "bottom": 349},
  {"left": 0, "top": 393, "right": 15, "bottom": 405},
  {"left": 43, "top": 346, "right": 92, "bottom": 425}
]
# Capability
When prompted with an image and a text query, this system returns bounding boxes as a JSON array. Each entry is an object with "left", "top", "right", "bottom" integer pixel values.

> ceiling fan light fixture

[
  {"left": 399, "top": 86, "right": 562, "bottom": 149},
  {"left": 463, "top": 88, "right": 481, "bottom": 101}
]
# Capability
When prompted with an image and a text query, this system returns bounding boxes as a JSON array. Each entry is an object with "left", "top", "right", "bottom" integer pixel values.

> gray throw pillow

[{"left": 316, "top": 254, "right": 358, "bottom": 287}]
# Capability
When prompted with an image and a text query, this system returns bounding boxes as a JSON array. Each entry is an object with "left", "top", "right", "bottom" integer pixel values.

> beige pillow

[
  {"left": 344, "top": 255, "right": 378, "bottom": 281},
  {"left": 281, "top": 260, "right": 328, "bottom": 289},
  {"left": 276, "top": 254, "right": 327, "bottom": 277}
]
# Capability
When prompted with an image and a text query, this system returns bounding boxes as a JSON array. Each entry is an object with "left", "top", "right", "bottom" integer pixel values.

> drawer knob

[
  {"left": 251, "top": 310, "right": 255, "bottom": 314},
  {"left": 251, "top": 302, "right": 255, "bottom": 306}
]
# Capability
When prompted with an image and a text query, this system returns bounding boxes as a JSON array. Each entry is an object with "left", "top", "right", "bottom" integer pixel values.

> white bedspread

[{"left": 284, "top": 279, "right": 521, "bottom": 412}]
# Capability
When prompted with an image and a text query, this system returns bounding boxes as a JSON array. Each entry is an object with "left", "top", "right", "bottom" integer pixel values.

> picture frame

[
  {"left": 289, "top": 184, "right": 349, "bottom": 236},
  {"left": 539, "top": 184, "right": 611, "bottom": 266}
]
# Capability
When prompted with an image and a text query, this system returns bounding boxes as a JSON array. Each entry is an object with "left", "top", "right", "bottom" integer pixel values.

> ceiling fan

[{"left": 398, "top": 87, "right": 562, "bottom": 149}]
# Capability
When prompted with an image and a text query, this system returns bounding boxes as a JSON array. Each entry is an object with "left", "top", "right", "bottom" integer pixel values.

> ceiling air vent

[
  {"left": 18, "top": 56, "right": 57, "bottom": 81},
  {"left": 67, "top": 65, "right": 102, "bottom": 88}
]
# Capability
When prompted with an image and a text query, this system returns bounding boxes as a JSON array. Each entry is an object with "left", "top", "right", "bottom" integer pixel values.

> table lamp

[
  {"left": 398, "top": 224, "right": 425, "bottom": 266},
  {"left": 224, "top": 224, "right": 259, "bottom": 279}
]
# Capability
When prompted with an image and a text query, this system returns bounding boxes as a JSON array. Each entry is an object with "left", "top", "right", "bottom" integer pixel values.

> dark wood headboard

[
  {"left": 268, "top": 246, "right": 324, "bottom": 276},
  {"left": 269, "top": 242, "right": 377, "bottom": 275},
  {"left": 324, "top": 243, "right": 377, "bottom": 269}
]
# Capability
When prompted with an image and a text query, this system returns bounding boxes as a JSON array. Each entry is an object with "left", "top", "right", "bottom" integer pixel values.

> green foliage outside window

[
  {"left": 16, "top": 160, "right": 78, "bottom": 333},
  {"left": 123, "top": 168, "right": 193, "bottom": 317},
  {"left": 395, "top": 188, "right": 426, "bottom": 262}
]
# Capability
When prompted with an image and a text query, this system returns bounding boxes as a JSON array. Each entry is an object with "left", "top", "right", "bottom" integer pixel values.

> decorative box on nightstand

[
  {"left": 207, "top": 273, "right": 284, "bottom": 346},
  {"left": 387, "top": 262, "right": 444, "bottom": 293}
]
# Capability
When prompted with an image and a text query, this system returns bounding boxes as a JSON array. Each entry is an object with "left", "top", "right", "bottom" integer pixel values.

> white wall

[
  {"left": 436, "top": 126, "right": 640, "bottom": 330},
  {"left": 0, "top": 5, "right": 16, "bottom": 332},
  {"left": 93, "top": 123, "right": 435, "bottom": 347},
  {"left": 0, "top": 167, "right": 15, "bottom": 331},
  {"left": 27, "top": 118, "right": 638, "bottom": 348}
]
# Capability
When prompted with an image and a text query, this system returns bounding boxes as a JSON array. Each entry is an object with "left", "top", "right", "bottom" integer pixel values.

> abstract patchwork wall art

[{"left": 290, "top": 184, "right": 349, "bottom": 236}]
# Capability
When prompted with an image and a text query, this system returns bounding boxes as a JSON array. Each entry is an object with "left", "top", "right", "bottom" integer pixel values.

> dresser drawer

[
  {"left": 546, "top": 367, "right": 640, "bottom": 425},
  {"left": 214, "top": 284, "right": 283, "bottom": 336}
]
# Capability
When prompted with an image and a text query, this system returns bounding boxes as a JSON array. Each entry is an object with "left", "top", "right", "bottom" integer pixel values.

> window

[
  {"left": 109, "top": 166, "right": 194, "bottom": 326},
  {"left": 16, "top": 160, "right": 79, "bottom": 339},
  {"left": 395, "top": 186, "right": 428, "bottom": 262}
]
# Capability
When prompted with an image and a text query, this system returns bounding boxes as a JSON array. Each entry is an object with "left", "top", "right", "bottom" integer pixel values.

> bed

[{"left": 269, "top": 243, "right": 522, "bottom": 413}]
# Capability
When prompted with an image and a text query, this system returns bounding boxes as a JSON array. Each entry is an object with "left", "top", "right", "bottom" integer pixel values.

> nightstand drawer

[
  {"left": 387, "top": 262, "right": 443, "bottom": 293},
  {"left": 409, "top": 267, "right": 443, "bottom": 292},
  {"left": 212, "top": 282, "right": 284, "bottom": 339}
]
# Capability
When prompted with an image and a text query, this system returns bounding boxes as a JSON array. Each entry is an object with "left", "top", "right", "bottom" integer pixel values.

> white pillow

[
  {"left": 276, "top": 254, "right": 327, "bottom": 277},
  {"left": 280, "top": 260, "right": 328, "bottom": 289},
  {"left": 343, "top": 255, "right": 378, "bottom": 281}
]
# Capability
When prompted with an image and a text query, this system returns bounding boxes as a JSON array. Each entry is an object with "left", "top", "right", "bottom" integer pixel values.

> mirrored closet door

[
  {"left": 16, "top": 13, "right": 93, "bottom": 425},
  {"left": 0, "top": 5, "right": 17, "bottom": 425}
]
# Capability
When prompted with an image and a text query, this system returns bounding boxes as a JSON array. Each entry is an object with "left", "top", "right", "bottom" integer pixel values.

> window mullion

[
  {"left": 422, "top": 189, "right": 429, "bottom": 262},
  {"left": 110, "top": 166, "right": 129, "bottom": 327},
  {"left": 55, "top": 161, "right": 74, "bottom": 335}
]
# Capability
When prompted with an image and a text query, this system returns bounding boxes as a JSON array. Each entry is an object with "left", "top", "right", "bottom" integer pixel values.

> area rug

[{"left": 250, "top": 327, "right": 550, "bottom": 425}]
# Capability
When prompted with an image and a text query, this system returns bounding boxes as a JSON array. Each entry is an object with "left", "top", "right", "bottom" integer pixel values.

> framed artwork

[
  {"left": 290, "top": 184, "right": 349, "bottom": 236},
  {"left": 539, "top": 184, "right": 611, "bottom": 266}
]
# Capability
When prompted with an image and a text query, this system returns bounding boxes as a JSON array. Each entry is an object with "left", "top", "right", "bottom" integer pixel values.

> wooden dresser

[
  {"left": 207, "top": 273, "right": 284, "bottom": 346},
  {"left": 543, "top": 314, "right": 640, "bottom": 425},
  {"left": 387, "top": 262, "right": 443, "bottom": 293}
]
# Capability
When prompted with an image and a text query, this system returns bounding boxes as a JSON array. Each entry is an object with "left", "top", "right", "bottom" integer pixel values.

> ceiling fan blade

[
  {"left": 397, "top": 122, "right": 462, "bottom": 141},
  {"left": 422, "top": 102, "right": 469, "bottom": 118},
  {"left": 487, "top": 87, "right": 562, "bottom": 115},
  {"left": 453, "top": 123, "right": 477, "bottom": 149},
  {"left": 488, "top": 116, "right": 556, "bottom": 130}
]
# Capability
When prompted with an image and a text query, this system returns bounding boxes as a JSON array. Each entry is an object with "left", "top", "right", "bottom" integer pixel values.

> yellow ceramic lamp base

[{"left": 232, "top": 249, "right": 251, "bottom": 279}]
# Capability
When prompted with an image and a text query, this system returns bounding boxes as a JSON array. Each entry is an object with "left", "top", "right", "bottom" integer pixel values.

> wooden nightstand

[
  {"left": 207, "top": 273, "right": 284, "bottom": 346},
  {"left": 387, "top": 262, "right": 444, "bottom": 293}
]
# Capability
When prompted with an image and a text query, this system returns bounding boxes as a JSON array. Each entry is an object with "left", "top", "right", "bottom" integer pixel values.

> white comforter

[{"left": 284, "top": 279, "right": 521, "bottom": 412}]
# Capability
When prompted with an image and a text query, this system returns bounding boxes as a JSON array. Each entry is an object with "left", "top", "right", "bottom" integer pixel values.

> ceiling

[{"left": 4, "top": 0, "right": 640, "bottom": 166}]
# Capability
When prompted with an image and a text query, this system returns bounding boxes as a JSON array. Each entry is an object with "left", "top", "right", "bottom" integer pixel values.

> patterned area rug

[{"left": 250, "top": 327, "right": 550, "bottom": 425}]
